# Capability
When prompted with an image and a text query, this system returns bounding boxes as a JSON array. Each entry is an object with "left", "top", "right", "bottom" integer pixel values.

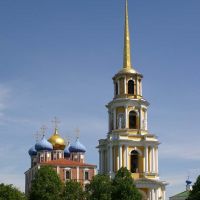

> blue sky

[{"left": 0, "top": 0, "right": 200, "bottom": 198}]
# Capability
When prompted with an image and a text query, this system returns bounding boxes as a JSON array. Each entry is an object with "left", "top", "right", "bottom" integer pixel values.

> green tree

[
  {"left": 62, "top": 180, "right": 85, "bottom": 200},
  {"left": 85, "top": 174, "right": 112, "bottom": 200},
  {"left": 0, "top": 183, "right": 26, "bottom": 200},
  {"left": 188, "top": 175, "right": 200, "bottom": 200},
  {"left": 29, "top": 166, "right": 63, "bottom": 200},
  {"left": 111, "top": 167, "right": 142, "bottom": 200}
]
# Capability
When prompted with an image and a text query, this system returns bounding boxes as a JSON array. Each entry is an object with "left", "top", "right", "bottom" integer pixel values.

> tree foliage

[
  {"left": 0, "top": 183, "right": 26, "bottom": 200},
  {"left": 111, "top": 167, "right": 142, "bottom": 200},
  {"left": 29, "top": 166, "right": 63, "bottom": 200},
  {"left": 188, "top": 175, "right": 200, "bottom": 200},
  {"left": 85, "top": 174, "right": 112, "bottom": 200},
  {"left": 62, "top": 180, "right": 85, "bottom": 200}
]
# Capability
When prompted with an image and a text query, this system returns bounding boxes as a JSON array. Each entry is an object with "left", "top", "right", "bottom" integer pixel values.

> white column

[
  {"left": 154, "top": 189, "right": 157, "bottom": 200},
  {"left": 149, "top": 147, "right": 152, "bottom": 173},
  {"left": 152, "top": 147, "right": 155, "bottom": 173},
  {"left": 101, "top": 150, "right": 104, "bottom": 173},
  {"left": 116, "top": 146, "right": 120, "bottom": 171},
  {"left": 124, "top": 76, "right": 127, "bottom": 94},
  {"left": 155, "top": 147, "right": 158, "bottom": 174},
  {"left": 145, "top": 146, "right": 148, "bottom": 173},
  {"left": 118, "top": 145, "right": 122, "bottom": 169},
  {"left": 99, "top": 150, "right": 103, "bottom": 173},
  {"left": 109, "top": 145, "right": 113, "bottom": 175},
  {"left": 108, "top": 111, "right": 110, "bottom": 131},
  {"left": 140, "top": 108, "right": 142, "bottom": 130},
  {"left": 107, "top": 146, "right": 110, "bottom": 173},
  {"left": 117, "top": 80, "right": 120, "bottom": 94},
  {"left": 56, "top": 166, "right": 60, "bottom": 174},
  {"left": 99, "top": 150, "right": 101, "bottom": 173},
  {"left": 126, "top": 146, "right": 129, "bottom": 169},
  {"left": 163, "top": 190, "right": 166, "bottom": 200},
  {"left": 145, "top": 111, "right": 148, "bottom": 130},
  {"left": 77, "top": 167, "right": 79, "bottom": 182},
  {"left": 102, "top": 150, "right": 105, "bottom": 173},
  {"left": 124, "top": 145, "right": 128, "bottom": 168},
  {"left": 114, "top": 108, "right": 116, "bottom": 130},
  {"left": 143, "top": 147, "right": 146, "bottom": 173},
  {"left": 125, "top": 106, "right": 128, "bottom": 128},
  {"left": 151, "top": 189, "right": 154, "bottom": 200},
  {"left": 123, "top": 146, "right": 126, "bottom": 168}
]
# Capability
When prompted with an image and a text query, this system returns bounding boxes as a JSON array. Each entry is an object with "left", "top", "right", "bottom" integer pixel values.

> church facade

[
  {"left": 97, "top": 1, "right": 167, "bottom": 200},
  {"left": 25, "top": 127, "right": 96, "bottom": 195}
]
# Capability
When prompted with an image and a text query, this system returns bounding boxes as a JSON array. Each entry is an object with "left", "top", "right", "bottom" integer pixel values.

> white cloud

[{"left": 160, "top": 142, "right": 200, "bottom": 161}]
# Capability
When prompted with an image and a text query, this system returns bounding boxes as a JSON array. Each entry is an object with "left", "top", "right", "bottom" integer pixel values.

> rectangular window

[
  {"left": 66, "top": 171, "right": 71, "bottom": 180},
  {"left": 85, "top": 171, "right": 89, "bottom": 180}
]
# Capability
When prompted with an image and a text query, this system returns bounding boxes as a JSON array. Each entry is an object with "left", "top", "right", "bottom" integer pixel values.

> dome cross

[
  {"left": 51, "top": 116, "right": 60, "bottom": 130},
  {"left": 40, "top": 125, "right": 47, "bottom": 137}
]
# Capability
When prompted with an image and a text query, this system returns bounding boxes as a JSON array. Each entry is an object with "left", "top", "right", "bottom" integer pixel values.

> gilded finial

[{"left": 123, "top": 0, "right": 132, "bottom": 69}]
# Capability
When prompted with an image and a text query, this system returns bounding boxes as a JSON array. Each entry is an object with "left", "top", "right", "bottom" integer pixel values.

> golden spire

[
  {"left": 121, "top": 0, "right": 139, "bottom": 76},
  {"left": 123, "top": 0, "right": 132, "bottom": 69}
]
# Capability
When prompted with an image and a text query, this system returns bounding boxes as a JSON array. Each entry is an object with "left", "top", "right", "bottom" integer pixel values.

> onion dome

[
  {"left": 64, "top": 144, "right": 71, "bottom": 157},
  {"left": 69, "top": 138, "right": 86, "bottom": 153},
  {"left": 48, "top": 128, "right": 66, "bottom": 150},
  {"left": 28, "top": 146, "right": 37, "bottom": 156},
  {"left": 186, "top": 180, "right": 192, "bottom": 185},
  {"left": 35, "top": 135, "right": 53, "bottom": 151}
]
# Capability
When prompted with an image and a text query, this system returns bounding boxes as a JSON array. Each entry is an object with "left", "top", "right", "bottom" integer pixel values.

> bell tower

[{"left": 97, "top": 1, "right": 167, "bottom": 199}]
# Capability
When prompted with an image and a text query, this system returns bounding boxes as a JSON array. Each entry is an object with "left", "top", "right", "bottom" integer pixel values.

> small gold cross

[{"left": 51, "top": 116, "right": 60, "bottom": 129}]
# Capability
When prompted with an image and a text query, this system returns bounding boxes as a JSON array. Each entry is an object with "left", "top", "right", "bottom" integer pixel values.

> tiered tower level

[{"left": 97, "top": 1, "right": 167, "bottom": 200}]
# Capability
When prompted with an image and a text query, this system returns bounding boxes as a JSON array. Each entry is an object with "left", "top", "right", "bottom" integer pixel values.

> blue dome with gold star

[
  {"left": 28, "top": 146, "right": 37, "bottom": 156},
  {"left": 69, "top": 138, "right": 86, "bottom": 153},
  {"left": 35, "top": 135, "right": 53, "bottom": 151}
]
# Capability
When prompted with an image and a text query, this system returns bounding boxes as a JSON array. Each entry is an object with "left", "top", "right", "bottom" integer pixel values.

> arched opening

[
  {"left": 115, "top": 82, "right": 118, "bottom": 95},
  {"left": 128, "top": 80, "right": 134, "bottom": 94},
  {"left": 129, "top": 111, "right": 137, "bottom": 129},
  {"left": 131, "top": 150, "right": 139, "bottom": 173}
]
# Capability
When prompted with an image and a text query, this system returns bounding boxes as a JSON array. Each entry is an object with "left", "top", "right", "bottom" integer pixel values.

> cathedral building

[
  {"left": 25, "top": 126, "right": 96, "bottom": 195},
  {"left": 97, "top": 1, "right": 167, "bottom": 199}
]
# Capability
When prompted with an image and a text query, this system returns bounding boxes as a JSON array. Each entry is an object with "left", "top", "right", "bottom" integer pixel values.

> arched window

[
  {"left": 129, "top": 111, "right": 137, "bottom": 129},
  {"left": 128, "top": 80, "right": 134, "bottom": 94},
  {"left": 131, "top": 150, "right": 139, "bottom": 173},
  {"left": 115, "top": 82, "right": 118, "bottom": 95}
]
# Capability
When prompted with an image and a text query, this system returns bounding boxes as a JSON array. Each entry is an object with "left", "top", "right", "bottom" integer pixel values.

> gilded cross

[
  {"left": 51, "top": 116, "right": 60, "bottom": 129},
  {"left": 75, "top": 128, "right": 80, "bottom": 138},
  {"left": 34, "top": 131, "right": 42, "bottom": 142},
  {"left": 40, "top": 125, "right": 47, "bottom": 136}
]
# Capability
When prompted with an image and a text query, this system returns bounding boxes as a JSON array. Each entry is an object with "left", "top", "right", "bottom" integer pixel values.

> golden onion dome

[{"left": 48, "top": 128, "right": 66, "bottom": 150}]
